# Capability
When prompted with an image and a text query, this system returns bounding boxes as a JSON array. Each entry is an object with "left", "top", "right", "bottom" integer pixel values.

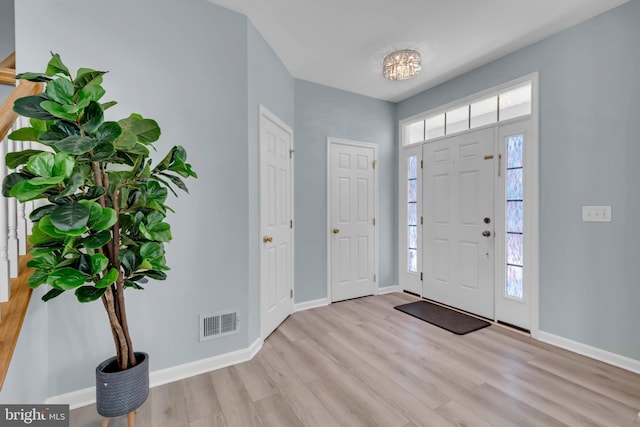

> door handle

[
  {"left": 332, "top": 228, "right": 340, "bottom": 234},
  {"left": 263, "top": 236, "right": 273, "bottom": 243},
  {"left": 482, "top": 230, "right": 491, "bottom": 237}
]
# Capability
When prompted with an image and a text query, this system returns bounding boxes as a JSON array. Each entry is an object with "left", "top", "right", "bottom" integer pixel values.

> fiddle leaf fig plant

[{"left": 3, "top": 53, "right": 197, "bottom": 370}]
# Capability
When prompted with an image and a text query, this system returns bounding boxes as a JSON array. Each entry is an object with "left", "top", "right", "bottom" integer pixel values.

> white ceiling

[{"left": 208, "top": 0, "right": 629, "bottom": 103}]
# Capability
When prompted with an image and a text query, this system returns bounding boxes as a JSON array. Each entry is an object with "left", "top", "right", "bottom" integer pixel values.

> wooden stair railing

[
  {"left": 0, "top": 80, "right": 43, "bottom": 142},
  {"left": 0, "top": 78, "right": 43, "bottom": 390},
  {"left": 0, "top": 52, "right": 16, "bottom": 86}
]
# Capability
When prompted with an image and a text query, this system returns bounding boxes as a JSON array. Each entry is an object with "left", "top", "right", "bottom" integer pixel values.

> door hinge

[
  {"left": 420, "top": 160, "right": 423, "bottom": 169},
  {"left": 420, "top": 216, "right": 423, "bottom": 225},
  {"left": 372, "top": 218, "right": 376, "bottom": 226},
  {"left": 290, "top": 289, "right": 293, "bottom": 298},
  {"left": 290, "top": 219, "right": 293, "bottom": 229},
  {"left": 373, "top": 274, "right": 376, "bottom": 282},
  {"left": 372, "top": 160, "right": 377, "bottom": 169},
  {"left": 289, "top": 149, "right": 294, "bottom": 159},
  {"left": 420, "top": 272, "right": 423, "bottom": 281}
]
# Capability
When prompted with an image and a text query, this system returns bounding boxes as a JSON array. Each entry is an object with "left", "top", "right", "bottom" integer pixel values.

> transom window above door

[{"left": 401, "top": 81, "right": 532, "bottom": 146}]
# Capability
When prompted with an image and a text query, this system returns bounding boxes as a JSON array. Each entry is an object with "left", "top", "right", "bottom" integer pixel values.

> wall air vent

[{"left": 199, "top": 310, "right": 239, "bottom": 341}]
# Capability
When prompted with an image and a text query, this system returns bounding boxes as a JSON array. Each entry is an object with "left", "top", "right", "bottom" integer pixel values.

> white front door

[
  {"left": 329, "top": 139, "right": 377, "bottom": 302},
  {"left": 423, "top": 128, "right": 495, "bottom": 318},
  {"left": 260, "top": 107, "right": 293, "bottom": 339}
]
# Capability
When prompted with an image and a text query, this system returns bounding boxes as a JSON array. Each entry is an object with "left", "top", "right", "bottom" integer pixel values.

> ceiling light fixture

[{"left": 383, "top": 49, "right": 422, "bottom": 81}]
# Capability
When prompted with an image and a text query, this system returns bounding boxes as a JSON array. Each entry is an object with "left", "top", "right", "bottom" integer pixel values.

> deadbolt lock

[
  {"left": 332, "top": 228, "right": 340, "bottom": 234},
  {"left": 484, "top": 217, "right": 491, "bottom": 224}
]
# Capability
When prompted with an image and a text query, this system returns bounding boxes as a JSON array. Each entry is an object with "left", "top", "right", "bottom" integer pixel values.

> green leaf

[
  {"left": 144, "top": 270, "right": 167, "bottom": 281},
  {"left": 40, "top": 100, "right": 78, "bottom": 121},
  {"left": 46, "top": 78, "right": 75, "bottom": 105},
  {"left": 53, "top": 152, "right": 75, "bottom": 178},
  {"left": 120, "top": 250, "right": 137, "bottom": 273},
  {"left": 90, "top": 142, "right": 116, "bottom": 161},
  {"left": 16, "top": 72, "right": 52, "bottom": 83},
  {"left": 74, "top": 68, "right": 106, "bottom": 90},
  {"left": 124, "top": 280, "right": 144, "bottom": 290},
  {"left": 80, "top": 101, "right": 104, "bottom": 133},
  {"left": 96, "top": 268, "right": 119, "bottom": 288},
  {"left": 50, "top": 203, "right": 91, "bottom": 231},
  {"left": 82, "top": 230, "right": 111, "bottom": 249},
  {"left": 77, "top": 84, "right": 105, "bottom": 106},
  {"left": 28, "top": 175, "right": 64, "bottom": 186},
  {"left": 2, "top": 173, "right": 30, "bottom": 197},
  {"left": 94, "top": 121, "right": 122, "bottom": 145},
  {"left": 75, "top": 286, "right": 106, "bottom": 303},
  {"left": 25, "top": 152, "right": 54, "bottom": 176},
  {"left": 50, "top": 121, "right": 80, "bottom": 137},
  {"left": 8, "top": 127, "right": 41, "bottom": 142},
  {"left": 29, "top": 222, "right": 63, "bottom": 246},
  {"left": 118, "top": 114, "right": 161, "bottom": 144},
  {"left": 46, "top": 53, "right": 71, "bottom": 77},
  {"left": 9, "top": 180, "right": 52, "bottom": 202},
  {"left": 159, "top": 172, "right": 189, "bottom": 193},
  {"left": 48, "top": 267, "right": 88, "bottom": 290},
  {"left": 42, "top": 288, "right": 65, "bottom": 302},
  {"left": 54, "top": 135, "right": 98, "bottom": 155},
  {"left": 102, "top": 101, "right": 117, "bottom": 110},
  {"left": 58, "top": 173, "right": 84, "bottom": 198},
  {"left": 30, "top": 118, "right": 49, "bottom": 133},
  {"left": 90, "top": 207, "right": 117, "bottom": 231},
  {"left": 28, "top": 269, "right": 51, "bottom": 288},
  {"left": 13, "top": 95, "right": 57, "bottom": 121},
  {"left": 5, "top": 150, "right": 45, "bottom": 169},
  {"left": 79, "top": 186, "right": 106, "bottom": 201},
  {"left": 140, "top": 242, "right": 163, "bottom": 260},
  {"left": 38, "top": 216, "right": 68, "bottom": 238},
  {"left": 30, "top": 204, "right": 57, "bottom": 222},
  {"left": 90, "top": 253, "right": 109, "bottom": 275}
]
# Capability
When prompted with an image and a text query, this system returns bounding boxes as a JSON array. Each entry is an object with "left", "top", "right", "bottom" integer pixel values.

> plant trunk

[{"left": 93, "top": 162, "right": 136, "bottom": 371}]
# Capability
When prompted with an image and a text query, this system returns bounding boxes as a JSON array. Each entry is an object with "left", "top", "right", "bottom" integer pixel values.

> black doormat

[{"left": 394, "top": 300, "right": 490, "bottom": 335}]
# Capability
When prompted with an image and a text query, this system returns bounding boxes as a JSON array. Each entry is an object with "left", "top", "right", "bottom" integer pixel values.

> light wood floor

[{"left": 70, "top": 292, "right": 640, "bottom": 427}]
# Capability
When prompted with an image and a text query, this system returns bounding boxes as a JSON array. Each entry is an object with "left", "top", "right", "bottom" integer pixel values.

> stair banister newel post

[{"left": 0, "top": 128, "right": 11, "bottom": 302}]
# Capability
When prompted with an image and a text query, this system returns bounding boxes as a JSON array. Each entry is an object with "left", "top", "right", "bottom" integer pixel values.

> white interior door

[
  {"left": 260, "top": 107, "right": 293, "bottom": 339},
  {"left": 329, "top": 139, "right": 376, "bottom": 302},
  {"left": 423, "top": 128, "right": 495, "bottom": 318}
]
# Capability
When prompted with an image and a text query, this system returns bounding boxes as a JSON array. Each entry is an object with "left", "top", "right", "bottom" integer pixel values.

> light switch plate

[{"left": 582, "top": 206, "right": 612, "bottom": 222}]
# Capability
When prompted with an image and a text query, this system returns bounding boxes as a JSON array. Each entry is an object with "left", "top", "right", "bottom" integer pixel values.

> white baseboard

[
  {"left": 293, "top": 297, "right": 329, "bottom": 312},
  {"left": 377, "top": 285, "right": 400, "bottom": 295},
  {"left": 46, "top": 338, "right": 263, "bottom": 410},
  {"left": 537, "top": 331, "right": 640, "bottom": 374}
]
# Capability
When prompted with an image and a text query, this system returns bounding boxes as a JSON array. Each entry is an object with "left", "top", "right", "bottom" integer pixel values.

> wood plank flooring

[{"left": 70, "top": 292, "right": 640, "bottom": 427}]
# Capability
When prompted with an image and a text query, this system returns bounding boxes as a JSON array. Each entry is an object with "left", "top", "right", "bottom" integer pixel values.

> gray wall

[
  {"left": 398, "top": 1, "right": 640, "bottom": 360},
  {"left": 247, "top": 22, "right": 295, "bottom": 342},
  {"left": 294, "top": 80, "right": 396, "bottom": 302},
  {"left": 0, "top": 0, "right": 14, "bottom": 101},
  {"left": 9, "top": 0, "right": 252, "bottom": 398}
]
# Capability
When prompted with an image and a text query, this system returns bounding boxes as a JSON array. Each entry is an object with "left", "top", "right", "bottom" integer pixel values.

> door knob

[
  {"left": 263, "top": 236, "right": 273, "bottom": 243},
  {"left": 482, "top": 230, "right": 491, "bottom": 237},
  {"left": 332, "top": 228, "right": 340, "bottom": 234}
]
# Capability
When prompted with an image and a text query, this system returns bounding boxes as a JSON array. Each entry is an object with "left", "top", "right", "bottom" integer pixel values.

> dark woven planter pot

[{"left": 96, "top": 352, "right": 149, "bottom": 417}]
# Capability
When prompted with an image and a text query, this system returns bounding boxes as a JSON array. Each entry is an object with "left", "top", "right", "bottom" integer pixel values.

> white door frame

[
  {"left": 397, "top": 73, "right": 539, "bottom": 336},
  {"left": 259, "top": 105, "right": 294, "bottom": 340},
  {"left": 326, "top": 137, "right": 379, "bottom": 302}
]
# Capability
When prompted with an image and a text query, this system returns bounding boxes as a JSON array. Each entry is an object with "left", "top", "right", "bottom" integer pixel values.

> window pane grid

[
  {"left": 407, "top": 155, "right": 418, "bottom": 273},
  {"left": 505, "top": 134, "right": 524, "bottom": 299},
  {"left": 402, "top": 82, "right": 531, "bottom": 145}
]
